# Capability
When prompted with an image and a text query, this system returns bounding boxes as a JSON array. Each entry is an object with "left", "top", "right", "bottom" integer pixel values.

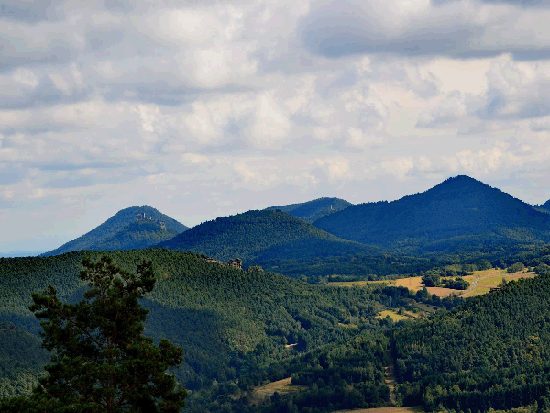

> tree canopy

[{"left": 0, "top": 256, "right": 186, "bottom": 413}]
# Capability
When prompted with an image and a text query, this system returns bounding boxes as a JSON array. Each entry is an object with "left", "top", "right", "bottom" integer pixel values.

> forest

[
  {"left": 0, "top": 249, "right": 443, "bottom": 405},
  {"left": 4, "top": 176, "right": 550, "bottom": 412}
]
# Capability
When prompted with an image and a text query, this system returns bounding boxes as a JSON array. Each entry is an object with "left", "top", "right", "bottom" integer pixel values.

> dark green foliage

[
  {"left": 441, "top": 276, "right": 469, "bottom": 290},
  {"left": 156, "top": 209, "right": 375, "bottom": 265},
  {"left": 507, "top": 262, "right": 525, "bottom": 273},
  {"left": 314, "top": 175, "right": 550, "bottom": 253},
  {"left": 266, "top": 197, "right": 352, "bottom": 223},
  {"left": 42, "top": 206, "right": 187, "bottom": 257},
  {"left": 535, "top": 263, "right": 550, "bottom": 275},
  {"left": 0, "top": 249, "right": 414, "bottom": 409},
  {"left": 422, "top": 270, "right": 441, "bottom": 287},
  {"left": 393, "top": 270, "right": 550, "bottom": 411},
  {"left": 1, "top": 256, "right": 186, "bottom": 412},
  {"left": 0, "top": 323, "right": 49, "bottom": 397},
  {"left": 261, "top": 333, "right": 391, "bottom": 413}
]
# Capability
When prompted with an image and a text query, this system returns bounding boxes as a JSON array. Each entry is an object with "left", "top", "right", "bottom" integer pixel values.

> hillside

[
  {"left": 156, "top": 209, "right": 376, "bottom": 266},
  {"left": 0, "top": 249, "right": 404, "bottom": 402},
  {"left": 393, "top": 258, "right": 550, "bottom": 411},
  {"left": 266, "top": 197, "right": 352, "bottom": 223},
  {"left": 538, "top": 199, "right": 550, "bottom": 213},
  {"left": 41, "top": 206, "right": 187, "bottom": 256},
  {"left": 314, "top": 175, "right": 550, "bottom": 252}
]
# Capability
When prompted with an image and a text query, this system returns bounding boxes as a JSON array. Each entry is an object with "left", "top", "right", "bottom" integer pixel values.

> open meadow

[{"left": 330, "top": 268, "right": 537, "bottom": 299}]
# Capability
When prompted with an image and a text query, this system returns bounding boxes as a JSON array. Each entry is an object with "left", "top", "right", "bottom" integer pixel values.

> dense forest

[
  {"left": 156, "top": 209, "right": 378, "bottom": 265},
  {"left": 394, "top": 261, "right": 550, "bottom": 411},
  {"left": 314, "top": 176, "right": 550, "bottom": 253},
  {"left": 186, "top": 244, "right": 550, "bottom": 413},
  {"left": 41, "top": 205, "right": 187, "bottom": 256},
  {"left": 266, "top": 197, "right": 352, "bottom": 223},
  {"left": 0, "top": 249, "right": 432, "bottom": 404}
]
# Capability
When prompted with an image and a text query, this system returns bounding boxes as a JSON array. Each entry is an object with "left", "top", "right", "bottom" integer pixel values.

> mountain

[
  {"left": 0, "top": 251, "right": 44, "bottom": 258},
  {"left": 538, "top": 199, "right": 550, "bottom": 213},
  {"left": 0, "top": 249, "right": 399, "bottom": 401},
  {"left": 155, "top": 209, "right": 376, "bottom": 266},
  {"left": 266, "top": 197, "right": 352, "bottom": 223},
  {"left": 314, "top": 175, "right": 550, "bottom": 252},
  {"left": 41, "top": 206, "right": 187, "bottom": 256}
]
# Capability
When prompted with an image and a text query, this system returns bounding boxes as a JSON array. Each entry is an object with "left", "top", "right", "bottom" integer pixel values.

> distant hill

[
  {"left": 537, "top": 199, "right": 550, "bottom": 213},
  {"left": 156, "top": 209, "right": 374, "bottom": 265},
  {"left": 42, "top": 206, "right": 187, "bottom": 256},
  {"left": 0, "top": 251, "right": 44, "bottom": 258},
  {"left": 314, "top": 175, "right": 550, "bottom": 252},
  {"left": 266, "top": 197, "right": 352, "bottom": 223}
]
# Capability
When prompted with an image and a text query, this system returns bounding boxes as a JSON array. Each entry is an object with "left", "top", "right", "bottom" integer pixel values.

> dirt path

[
  {"left": 464, "top": 275, "right": 479, "bottom": 294},
  {"left": 384, "top": 350, "right": 397, "bottom": 406}
]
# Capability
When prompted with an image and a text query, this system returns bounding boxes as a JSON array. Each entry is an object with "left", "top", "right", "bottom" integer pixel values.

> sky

[{"left": 2, "top": 0, "right": 550, "bottom": 252}]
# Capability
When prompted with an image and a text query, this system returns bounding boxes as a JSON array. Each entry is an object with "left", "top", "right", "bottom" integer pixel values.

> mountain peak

[
  {"left": 314, "top": 175, "right": 550, "bottom": 252},
  {"left": 439, "top": 175, "right": 486, "bottom": 188},
  {"left": 42, "top": 206, "right": 187, "bottom": 256}
]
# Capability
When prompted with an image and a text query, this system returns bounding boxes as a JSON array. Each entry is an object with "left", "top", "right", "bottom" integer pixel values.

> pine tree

[{"left": 1, "top": 256, "right": 186, "bottom": 413}]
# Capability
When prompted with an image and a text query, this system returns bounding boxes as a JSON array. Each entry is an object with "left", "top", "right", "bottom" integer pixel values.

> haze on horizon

[{"left": 1, "top": 0, "right": 550, "bottom": 252}]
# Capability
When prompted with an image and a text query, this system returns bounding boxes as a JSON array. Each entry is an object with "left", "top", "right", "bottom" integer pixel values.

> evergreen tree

[{"left": 1, "top": 256, "right": 186, "bottom": 413}]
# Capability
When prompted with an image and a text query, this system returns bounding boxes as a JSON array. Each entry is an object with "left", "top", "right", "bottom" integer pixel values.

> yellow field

[
  {"left": 249, "top": 377, "right": 306, "bottom": 405},
  {"left": 330, "top": 268, "right": 537, "bottom": 299},
  {"left": 377, "top": 310, "right": 410, "bottom": 321}
]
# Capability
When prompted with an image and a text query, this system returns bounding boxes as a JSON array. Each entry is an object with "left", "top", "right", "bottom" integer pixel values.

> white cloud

[
  {"left": 381, "top": 157, "right": 415, "bottom": 181},
  {"left": 300, "top": 0, "right": 550, "bottom": 60},
  {"left": 316, "top": 157, "right": 354, "bottom": 182},
  {"left": 12, "top": 68, "right": 39, "bottom": 88},
  {"left": 3, "top": 0, "right": 550, "bottom": 250}
]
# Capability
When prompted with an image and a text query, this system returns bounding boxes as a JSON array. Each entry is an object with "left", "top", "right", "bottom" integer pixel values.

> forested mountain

[
  {"left": 0, "top": 249, "right": 407, "bottom": 403},
  {"left": 538, "top": 199, "right": 550, "bottom": 213},
  {"left": 314, "top": 175, "right": 550, "bottom": 253},
  {"left": 155, "top": 209, "right": 377, "bottom": 266},
  {"left": 41, "top": 206, "right": 187, "bottom": 256},
  {"left": 266, "top": 197, "right": 352, "bottom": 223}
]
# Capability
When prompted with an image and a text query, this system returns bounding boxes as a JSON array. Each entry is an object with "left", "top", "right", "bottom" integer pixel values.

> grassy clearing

[
  {"left": 377, "top": 310, "right": 410, "bottom": 321},
  {"left": 249, "top": 377, "right": 307, "bottom": 405},
  {"left": 329, "top": 269, "right": 537, "bottom": 299}
]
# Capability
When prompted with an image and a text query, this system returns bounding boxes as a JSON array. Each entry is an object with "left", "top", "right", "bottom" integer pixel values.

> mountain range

[
  {"left": 5, "top": 176, "right": 550, "bottom": 412},
  {"left": 314, "top": 175, "right": 550, "bottom": 252},
  {"left": 37, "top": 175, "right": 550, "bottom": 276}
]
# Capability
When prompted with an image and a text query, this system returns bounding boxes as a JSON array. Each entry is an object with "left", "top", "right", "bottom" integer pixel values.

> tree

[
  {"left": 1, "top": 256, "right": 186, "bottom": 413},
  {"left": 507, "top": 262, "right": 525, "bottom": 273}
]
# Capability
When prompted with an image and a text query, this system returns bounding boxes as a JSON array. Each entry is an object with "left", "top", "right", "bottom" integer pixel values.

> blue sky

[{"left": 1, "top": 0, "right": 550, "bottom": 252}]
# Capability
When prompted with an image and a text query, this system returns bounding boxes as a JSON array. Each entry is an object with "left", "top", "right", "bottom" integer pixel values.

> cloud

[
  {"left": 381, "top": 157, "right": 415, "bottom": 181},
  {"left": 4, "top": 0, "right": 550, "bottom": 251},
  {"left": 417, "top": 91, "right": 469, "bottom": 127},
  {"left": 315, "top": 157, "right": 354, "bottom": 182},
  {"left": 299, "top": 0, "right": 550, "bottom": 60}
]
